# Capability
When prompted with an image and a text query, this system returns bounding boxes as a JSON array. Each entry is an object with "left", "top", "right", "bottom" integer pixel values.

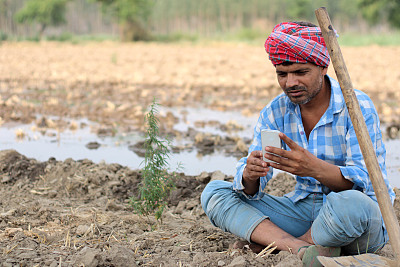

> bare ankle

[{"left": 298, "top": 229, "right": 314, "bottom": 244}]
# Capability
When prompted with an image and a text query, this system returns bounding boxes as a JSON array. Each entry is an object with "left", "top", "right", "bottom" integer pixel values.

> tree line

[{"left": 0, "top": 0, "right": 399, "bottom": 41}]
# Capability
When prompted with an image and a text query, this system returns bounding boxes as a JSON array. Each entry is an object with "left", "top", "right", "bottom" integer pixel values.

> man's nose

[{"left": 286, "top": 73, "right": 299, "bottom": 88}]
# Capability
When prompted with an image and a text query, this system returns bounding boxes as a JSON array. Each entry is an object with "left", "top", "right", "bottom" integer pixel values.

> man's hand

[
  {"left": 242, "top": 150, "right": 270, "bottom": 195},
  {"left": 264, "top": 133, "right": 353, "bottom": 191},
  {"left": 264, "top": 133, "right": 319, "bottom": 177}
]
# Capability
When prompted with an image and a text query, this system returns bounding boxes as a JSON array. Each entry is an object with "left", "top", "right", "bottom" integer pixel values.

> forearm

[{"left": 312, "top": 158, "right": 354, "bottom": 192}]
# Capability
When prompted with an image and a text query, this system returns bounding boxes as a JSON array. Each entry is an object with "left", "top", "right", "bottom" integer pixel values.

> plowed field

[{"left": 0, "top": 42, "right": 399, "bottom": 266}]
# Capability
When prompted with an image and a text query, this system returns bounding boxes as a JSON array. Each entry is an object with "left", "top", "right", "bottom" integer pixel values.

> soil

[
  {"left": 1, "top": 42, "right": 400, "bottom": 266},
  {"left": 1, "top": 150, "right": 399, "bottom": 266},
  {"left": 0, "top": 149, "right": 298, "bottom": 266}
]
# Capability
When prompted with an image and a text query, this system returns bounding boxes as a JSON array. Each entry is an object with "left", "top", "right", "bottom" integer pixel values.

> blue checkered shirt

[{"left": 233, "top": 75, "right": 395, "bottom": 204}]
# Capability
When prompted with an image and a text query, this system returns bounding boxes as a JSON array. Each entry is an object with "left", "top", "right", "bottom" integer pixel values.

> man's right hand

[{"left": 242, "top": 150, "right": 270, "bottom": 195}]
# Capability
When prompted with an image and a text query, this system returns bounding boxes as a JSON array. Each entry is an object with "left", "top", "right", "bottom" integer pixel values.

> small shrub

[{"left": 130, "top": 99, "right": 177, "bottom": 221}]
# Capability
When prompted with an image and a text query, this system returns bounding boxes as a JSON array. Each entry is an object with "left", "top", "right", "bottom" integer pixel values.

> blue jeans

[{"left": 201, "top": 180, "right": 388, "bottom": 255}]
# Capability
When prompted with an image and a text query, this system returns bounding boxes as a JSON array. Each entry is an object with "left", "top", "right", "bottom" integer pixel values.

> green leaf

[{"left": 130, "top": 98, "right": 179, "bottom": 222}]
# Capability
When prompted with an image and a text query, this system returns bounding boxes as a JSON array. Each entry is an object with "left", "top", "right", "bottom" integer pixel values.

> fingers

[
  {"left": 249, "top": 150, "right": 267, "bottom": 168},
  {"left": 263, "top": 151, "right": 284, "bottom": 164},
  {"left": 250, "top": 150, "right": 263, "bottom": 159},
  {"left": 244, "top": 150, "right": 270, "bottom": 180},
  {"left": 264, "top": 135, "right": 314, "bottom": 177},
  {"left": 264, "top": 146, "right": 288, "bottom": 160},
  {"left": 265, "top": 133, "right": 303, "bottom": 160},
  {"left": 267, "top": 160, "right": 291, "bottom": 173},
  {"left": 245, "top": 167, "right": 269, "bottom": 180},
  {"left": 279, "top": 133, "right": 299, "bottom": 150},
  {"left": 248, "top": 162, "right": 268, "bottom": 173}
]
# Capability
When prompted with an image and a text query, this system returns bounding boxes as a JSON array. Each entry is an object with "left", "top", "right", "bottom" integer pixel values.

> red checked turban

[{"left": 265, "top": 22, "right": 330, "bottom": 67}]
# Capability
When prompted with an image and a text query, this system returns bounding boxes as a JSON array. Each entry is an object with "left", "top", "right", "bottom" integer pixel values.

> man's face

[{"left": 275, "top": 62, "right": 327, "bottom": 105}]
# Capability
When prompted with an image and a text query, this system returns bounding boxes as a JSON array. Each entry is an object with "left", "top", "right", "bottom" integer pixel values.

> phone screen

[{"left": 261, "top": 129, "right": 281, "bottom": 163}]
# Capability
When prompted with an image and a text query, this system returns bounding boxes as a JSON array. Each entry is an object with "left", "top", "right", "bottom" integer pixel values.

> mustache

[{"left": 285, "top": 86, "right": 307, "bottom": 92}]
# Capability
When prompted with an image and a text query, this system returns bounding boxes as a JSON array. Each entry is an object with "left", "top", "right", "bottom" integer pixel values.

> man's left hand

[{"left": 264, "top": 133, "right": 319, "bottom": 178}]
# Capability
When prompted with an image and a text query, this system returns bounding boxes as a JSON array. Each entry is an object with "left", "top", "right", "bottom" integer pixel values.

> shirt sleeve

[{"left": 233, "top": 106, "right": 276, "bottom": 200}]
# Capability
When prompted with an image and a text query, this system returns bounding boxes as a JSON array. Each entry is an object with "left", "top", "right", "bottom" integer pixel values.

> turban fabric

[{"left": 265, "top": 22, "right": 330, "bottom": 67}]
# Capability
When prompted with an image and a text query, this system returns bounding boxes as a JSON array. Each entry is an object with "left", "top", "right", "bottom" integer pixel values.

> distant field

[
  {"left": 0, "top": 42, "right": 399, "bottom": 129},
  {"left": 2, "top": 29, "right": 400, "bottom": 46}
]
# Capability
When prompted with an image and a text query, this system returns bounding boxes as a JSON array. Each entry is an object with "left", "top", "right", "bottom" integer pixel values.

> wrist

[
  {"left": 242, "top": 171, "right": 260, "bottom": 193},
  {"left": 309, "top": 157, "right": 325, "bottom": 180},
  {"left": 243, "top": 178, "right": 260, "bottom": 196},
  {"left": 242, "top": 168, "right": 257, "bottom": 184}
]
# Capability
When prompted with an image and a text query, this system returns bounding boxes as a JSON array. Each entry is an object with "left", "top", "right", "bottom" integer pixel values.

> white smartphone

[{"left": 261, "top": 129, "right": 282, "bottom": 163}]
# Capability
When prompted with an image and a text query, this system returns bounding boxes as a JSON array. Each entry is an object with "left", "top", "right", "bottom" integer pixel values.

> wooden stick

[
  {"left": 255, "top": 241, "right": 275, "bottom": 258},
  {"left": 315, "top": 7, "right": 400, "bottom": 264}
]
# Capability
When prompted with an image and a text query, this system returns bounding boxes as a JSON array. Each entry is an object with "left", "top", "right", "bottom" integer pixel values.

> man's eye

[
  {"left": 296, "top": 71, "right": 307, "bottom": 75},
  {"left": 277, "top": 73, "right": 287, "bottom": 77}
]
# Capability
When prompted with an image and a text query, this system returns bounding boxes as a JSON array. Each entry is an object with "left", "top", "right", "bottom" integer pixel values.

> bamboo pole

[{"left": 315, "top": 7, "right": 400, "bottom": 264}]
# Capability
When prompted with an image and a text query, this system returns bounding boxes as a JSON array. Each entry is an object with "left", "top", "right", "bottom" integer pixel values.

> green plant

[{"left": 130, "top": 99, "right": 177, "bottom": 221}]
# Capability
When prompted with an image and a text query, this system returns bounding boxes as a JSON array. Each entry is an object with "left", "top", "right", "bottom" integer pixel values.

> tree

[
  {"left": 358, "top": 0, "right": 400, "bottom": 29},
  {"left": 14, "top": 0, "right": 70, "bottom": 38},
  {"left": 94, "top": 0, "right": 155, "bottom": 41}
]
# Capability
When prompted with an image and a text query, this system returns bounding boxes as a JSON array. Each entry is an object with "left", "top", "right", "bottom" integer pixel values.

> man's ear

[{"left": 321, "top": 67, "right": 328, "bottom": 76}]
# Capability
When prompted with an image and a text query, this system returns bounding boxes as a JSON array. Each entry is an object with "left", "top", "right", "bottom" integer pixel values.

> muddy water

[
  {"left": 1, "top": 108, "right": 399, "bottom": 187},
  {"left": 0, "top": 108, "right": 249, "bottom": 176}
]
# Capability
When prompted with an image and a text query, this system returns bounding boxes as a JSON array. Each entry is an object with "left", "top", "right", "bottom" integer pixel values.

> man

[{"left": 201, "top": 22, "right": 395, "bottom": 265}]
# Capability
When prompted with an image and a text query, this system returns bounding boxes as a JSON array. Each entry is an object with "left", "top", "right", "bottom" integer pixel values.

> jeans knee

[
  {"left": 200, "top": 180, "right": 233, "bottom": 214},
  {"left": 200, "top": 180, "right": 267, "bottom": 240},
  {"left": 326, "top": 190, "right": 380, "bottom": 221},
  {"left": 313, "top": 190, "right": 381, "bottom": 245},
  {"left": 312, "top": 190, "right": 385, "bottom": 251}
]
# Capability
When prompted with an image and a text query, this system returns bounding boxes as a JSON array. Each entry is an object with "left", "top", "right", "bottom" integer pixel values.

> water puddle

[
  {"left": 162, "top": 106, "right": 257, "bottom": 138},
  {"left": 0, "top": 109, "right": 399, "bottom": 187},
  {"left": 0, "top": 110, "right": 249, "bottom": 177}
]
